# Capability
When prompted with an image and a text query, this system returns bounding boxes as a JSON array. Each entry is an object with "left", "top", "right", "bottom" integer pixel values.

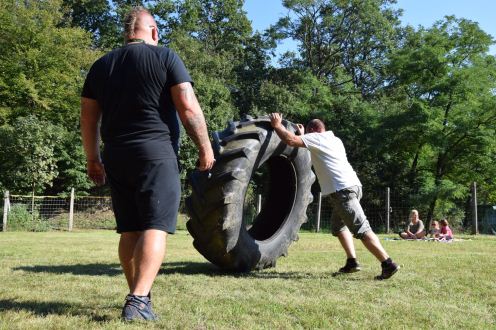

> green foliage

[
  {"left": 0, "top": 116, "right": 60, "bottom": 194},
  {"left": 51, "top": 130, "right": 93, "bottom": 194},
  {"left": 278, "top": 0, "right": 402, "bottom": 97},
  {"left": 0, "top": 0, "right": 98, "bottom": 128},
  {"left": 385, "top": 16, "right": 496, "bottom": 221},
  {"left": 233, "top": 32, "right": 275, "bottom": 115},
  {"left": 61, "top": 0, "right": 121, "bottom": 49},
  {"left": 5, "top": 204, "right": 51, "bottom": 232},
  {"left": 164, "top": 0, "right": 252, "bottom": 174},
  {"left": 0, "top": 0, "right": 99, "bottom": 195}
]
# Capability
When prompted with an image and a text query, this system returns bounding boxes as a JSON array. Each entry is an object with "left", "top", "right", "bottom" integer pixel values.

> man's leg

[
  {"left": 361, "top": 230, "right": 388, "bottom": 262},
  {"left": 337, "top": 229, "right": 356, "bottom": 259},
  {"left": 361, "top": 231, "right": 399, "bottom": 280},
  {"left": 330, "top": 196, "right": 361, "bottom": 274},
  {"left": 119, "top": 230, "right": 167, "bottom": 295},
  {"left": 119, "top": 232, "right": 141, "bottom": 291},
  {"left": 131, "top": 229, "right": 167, "bottom": 296},
  {"left": 120, "top": 229, "right": 166, "bottom": 321},
  {"left": 335, "top": 186, "right": 399, "bottom": 279},
  {"left": 333, "top": 229, "right": 361, "bottom": 275},
  {"left": 335, "top": 187, "right": 388, "bottom": 262}
]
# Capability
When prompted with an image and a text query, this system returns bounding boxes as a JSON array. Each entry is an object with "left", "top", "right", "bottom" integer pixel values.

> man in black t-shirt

[{"left": 80, "top": 6, "right": 214, "bottom": 321}]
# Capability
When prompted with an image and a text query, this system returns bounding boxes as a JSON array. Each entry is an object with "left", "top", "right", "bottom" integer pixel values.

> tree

[
  {"left": 384, "top": 17, "right": 496, "bottom": 224},
  {"left": 0, "top": 0, "right": 99, "bottom": 128},
  {"left": 61, "top": 0, "right": 121, "bottom": 49},
  {"left": 233, "top": 32, "right": 276, "bottom": 115},
  {"left": 0, "top": 0, "right": 99, "bottom": 194},
  {"left": 163, "top": 0, "right": 252, "bottom": 174},
  {"left": 276, "top": 0, "right": 402, "bottom": 97},
  {"left": 0, "top": 116, "right": 60, "bottom": 195},
  {"left": 49, "top": 130, "right": 94, "bottom": 195}
]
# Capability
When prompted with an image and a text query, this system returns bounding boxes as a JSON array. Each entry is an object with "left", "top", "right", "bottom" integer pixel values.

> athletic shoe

[
  {"left": 332, "top": 260, "right": 361, "bottom": 276},
  {"left": 375, "top": 262, "right": 400, "bottom": 280},
  {"left": 121, "top": 294, "right": 157, "bottom": 321}
]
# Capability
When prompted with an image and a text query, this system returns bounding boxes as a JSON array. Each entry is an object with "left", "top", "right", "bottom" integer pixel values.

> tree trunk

[{"left": 426, "top": 194, "right": 438, "bottom": 229}]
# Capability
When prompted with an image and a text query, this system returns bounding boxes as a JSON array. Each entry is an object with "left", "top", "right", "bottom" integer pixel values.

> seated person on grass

[
  {"left": 438, "top": 219, "right": 454, "bottom": 241},
  {"left": 429, "top": 220, "right": 441, "bottom": 239},
  {"left": 400, "top": 209, "right": 425, "bottom": 239}
]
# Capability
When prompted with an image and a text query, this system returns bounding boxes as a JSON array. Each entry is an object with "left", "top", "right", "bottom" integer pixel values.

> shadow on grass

[
  {"left": 14, "top": 261, "right": 325, "bottom": 280},
  {"left": 161, "top": 261, "right": 322, "bottom": 279},
  {"left": 0, "top": 299, "right": 113, "bottom": 322},
  {"left": 13, "top": 263, "right": 122, "bottom": 276}
]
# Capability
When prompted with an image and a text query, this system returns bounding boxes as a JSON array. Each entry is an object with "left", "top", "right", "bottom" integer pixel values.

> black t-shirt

[{"left": 81, "top": 43, "right": 192, "bottom": 161}]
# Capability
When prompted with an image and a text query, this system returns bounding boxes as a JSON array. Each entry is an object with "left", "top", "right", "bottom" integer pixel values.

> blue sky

[{"left": 243, "top": 0, "right": 496, "bottom": 56}]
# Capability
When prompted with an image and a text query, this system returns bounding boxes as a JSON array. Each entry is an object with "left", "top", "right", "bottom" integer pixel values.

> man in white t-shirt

[{"left": 269, "top": 113, "right": 399, "bottom": 280}]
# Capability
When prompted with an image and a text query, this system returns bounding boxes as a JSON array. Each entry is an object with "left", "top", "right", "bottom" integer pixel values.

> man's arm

[
  {"left": 80, "top": 97, "right": 105, "bottom": 186},
  {"left": 269, "top": 113, "right": 306, "bottom": 148},
  {"left": 170, "top": 82, "right": 215, "bottom": 171}
]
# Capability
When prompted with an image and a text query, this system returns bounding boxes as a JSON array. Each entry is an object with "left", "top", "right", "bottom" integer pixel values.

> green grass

[{"left": 0, "top": 231, "right": 495, "bottom": 329}]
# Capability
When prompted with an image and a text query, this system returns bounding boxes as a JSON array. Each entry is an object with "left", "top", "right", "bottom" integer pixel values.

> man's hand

[
  {"left": 269, "top": 113, "right": 306, "bottom": 148},
  {"left": 87, "top": 160, "right": 106, "bottom": 186},
  {"left": 198, "top": 148, "right": 215, "bottom": 171},
  {"left": 269, "top": 113, "right": 283, "bottom": 128},
  {"left": 296, "top": 123, "right": 305, "bottom": 135}
]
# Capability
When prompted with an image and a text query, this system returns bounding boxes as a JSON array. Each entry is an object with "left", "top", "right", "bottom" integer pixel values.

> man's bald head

[
  {"left": 123, "top": 6, "right": 158, "bottom": 45},
  {"left": 306, "top": 119, "right": 326, "bottom": 133}
]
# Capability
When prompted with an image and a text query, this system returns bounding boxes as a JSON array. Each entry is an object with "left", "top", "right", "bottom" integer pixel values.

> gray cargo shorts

[{"left": 329, "top": 185, "right": 372, "bottom": 239}]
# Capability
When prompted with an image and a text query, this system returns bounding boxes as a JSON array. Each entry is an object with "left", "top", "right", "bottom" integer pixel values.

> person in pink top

[{"left": 438, "top": 219, "right": 454, "bottom": 241}]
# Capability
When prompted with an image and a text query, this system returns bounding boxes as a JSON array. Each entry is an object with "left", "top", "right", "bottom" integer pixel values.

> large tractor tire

[{"left": 185, "top": 115, "right": 315, "bottom": 272}]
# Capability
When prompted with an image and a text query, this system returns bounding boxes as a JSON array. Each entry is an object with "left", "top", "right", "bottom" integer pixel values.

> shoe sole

[
  {"left": 343, "top": 267, "right": 361, "bottom": 273},
  {"left": 332, "top": 267, "right": 361, "bottom": 277}
]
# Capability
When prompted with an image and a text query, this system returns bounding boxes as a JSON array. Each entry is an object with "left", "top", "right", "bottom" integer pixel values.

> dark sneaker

[
  {"left": 332, "top": 261, "right": 361, "bottom": 276},
  {"left": 375, "top": 262, "right": 400, "bottom": 280},
  {"left": 121, "top": 294, "right": 157, "bottom": 321}
]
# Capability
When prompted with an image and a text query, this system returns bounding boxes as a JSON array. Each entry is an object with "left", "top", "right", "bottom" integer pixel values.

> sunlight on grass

[{"left": 0, "top": 231, "right": 495, "bottom": 329}]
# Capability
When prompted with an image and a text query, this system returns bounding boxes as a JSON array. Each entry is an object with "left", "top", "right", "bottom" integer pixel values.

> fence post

[
  {"left": 30, "top": 190, "right": 35, "bottom": 221},
  {"left": 385, "top": 187, "right": 390, "bottom": 234},
  {"left": 68, "top": 188, "right": 75, "bottom": 231},
  {"left": 256, "top": 194, "right": 262, "bottom": 214},
  {"left": 316, "top": 193, "right": 322, "bottom": 232},
  {"left": 2, "top": 191, "right": 9, "bottom": 232},
  {"left": 471, "top": 182, "right": 478, "bottom": 235}
]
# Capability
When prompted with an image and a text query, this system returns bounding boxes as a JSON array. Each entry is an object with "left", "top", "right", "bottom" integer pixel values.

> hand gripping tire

[{"left": 186, "top": 115, "right": 315, "bottom": 272}]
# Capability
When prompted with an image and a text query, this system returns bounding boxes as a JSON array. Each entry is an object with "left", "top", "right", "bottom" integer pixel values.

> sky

[{"left": 243, "top": 0, "right": 496, "bottom": 57}]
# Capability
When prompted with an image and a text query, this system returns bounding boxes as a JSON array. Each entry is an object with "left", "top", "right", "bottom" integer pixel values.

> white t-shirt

[{"left": 301, "top": 131, "right": 361, "bottom": 195}]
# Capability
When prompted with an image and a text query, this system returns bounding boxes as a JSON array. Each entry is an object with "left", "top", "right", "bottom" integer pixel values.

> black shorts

[{"left": 104, "top": 158, "right": 181, "bottom": 233}]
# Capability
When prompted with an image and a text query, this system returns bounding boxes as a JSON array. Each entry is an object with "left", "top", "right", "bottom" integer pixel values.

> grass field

[{"left": 0, "top": 230, "right": 495, "bottom": 329}]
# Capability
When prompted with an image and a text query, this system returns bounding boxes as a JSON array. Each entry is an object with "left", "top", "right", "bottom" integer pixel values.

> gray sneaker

[{"left": 121, "top": 294, "right": 157, "bottom": 321}]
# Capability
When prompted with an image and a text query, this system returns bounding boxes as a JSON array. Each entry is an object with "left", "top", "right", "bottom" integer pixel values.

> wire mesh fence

[
  {"left": 3, "top": 195, "right": 71, "bottom": 231},
  {"left": 299, "top": 190, "right": 426, "bottom": 234},
  {"left": 1, "top": 193, "right": 114, "bottom": 231},
  {"left": 1, "top": 185, "right": 494, "bottom": 234}
]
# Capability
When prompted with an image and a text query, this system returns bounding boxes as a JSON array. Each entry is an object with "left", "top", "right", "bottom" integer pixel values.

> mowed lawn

[{"left": 0, "top": 230, "right": 495, "bottom": 329}]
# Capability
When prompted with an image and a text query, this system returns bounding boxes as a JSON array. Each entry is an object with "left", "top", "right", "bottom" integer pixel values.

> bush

[{"left": 6, "top": 204, "right": 51, "bottom": 232}]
